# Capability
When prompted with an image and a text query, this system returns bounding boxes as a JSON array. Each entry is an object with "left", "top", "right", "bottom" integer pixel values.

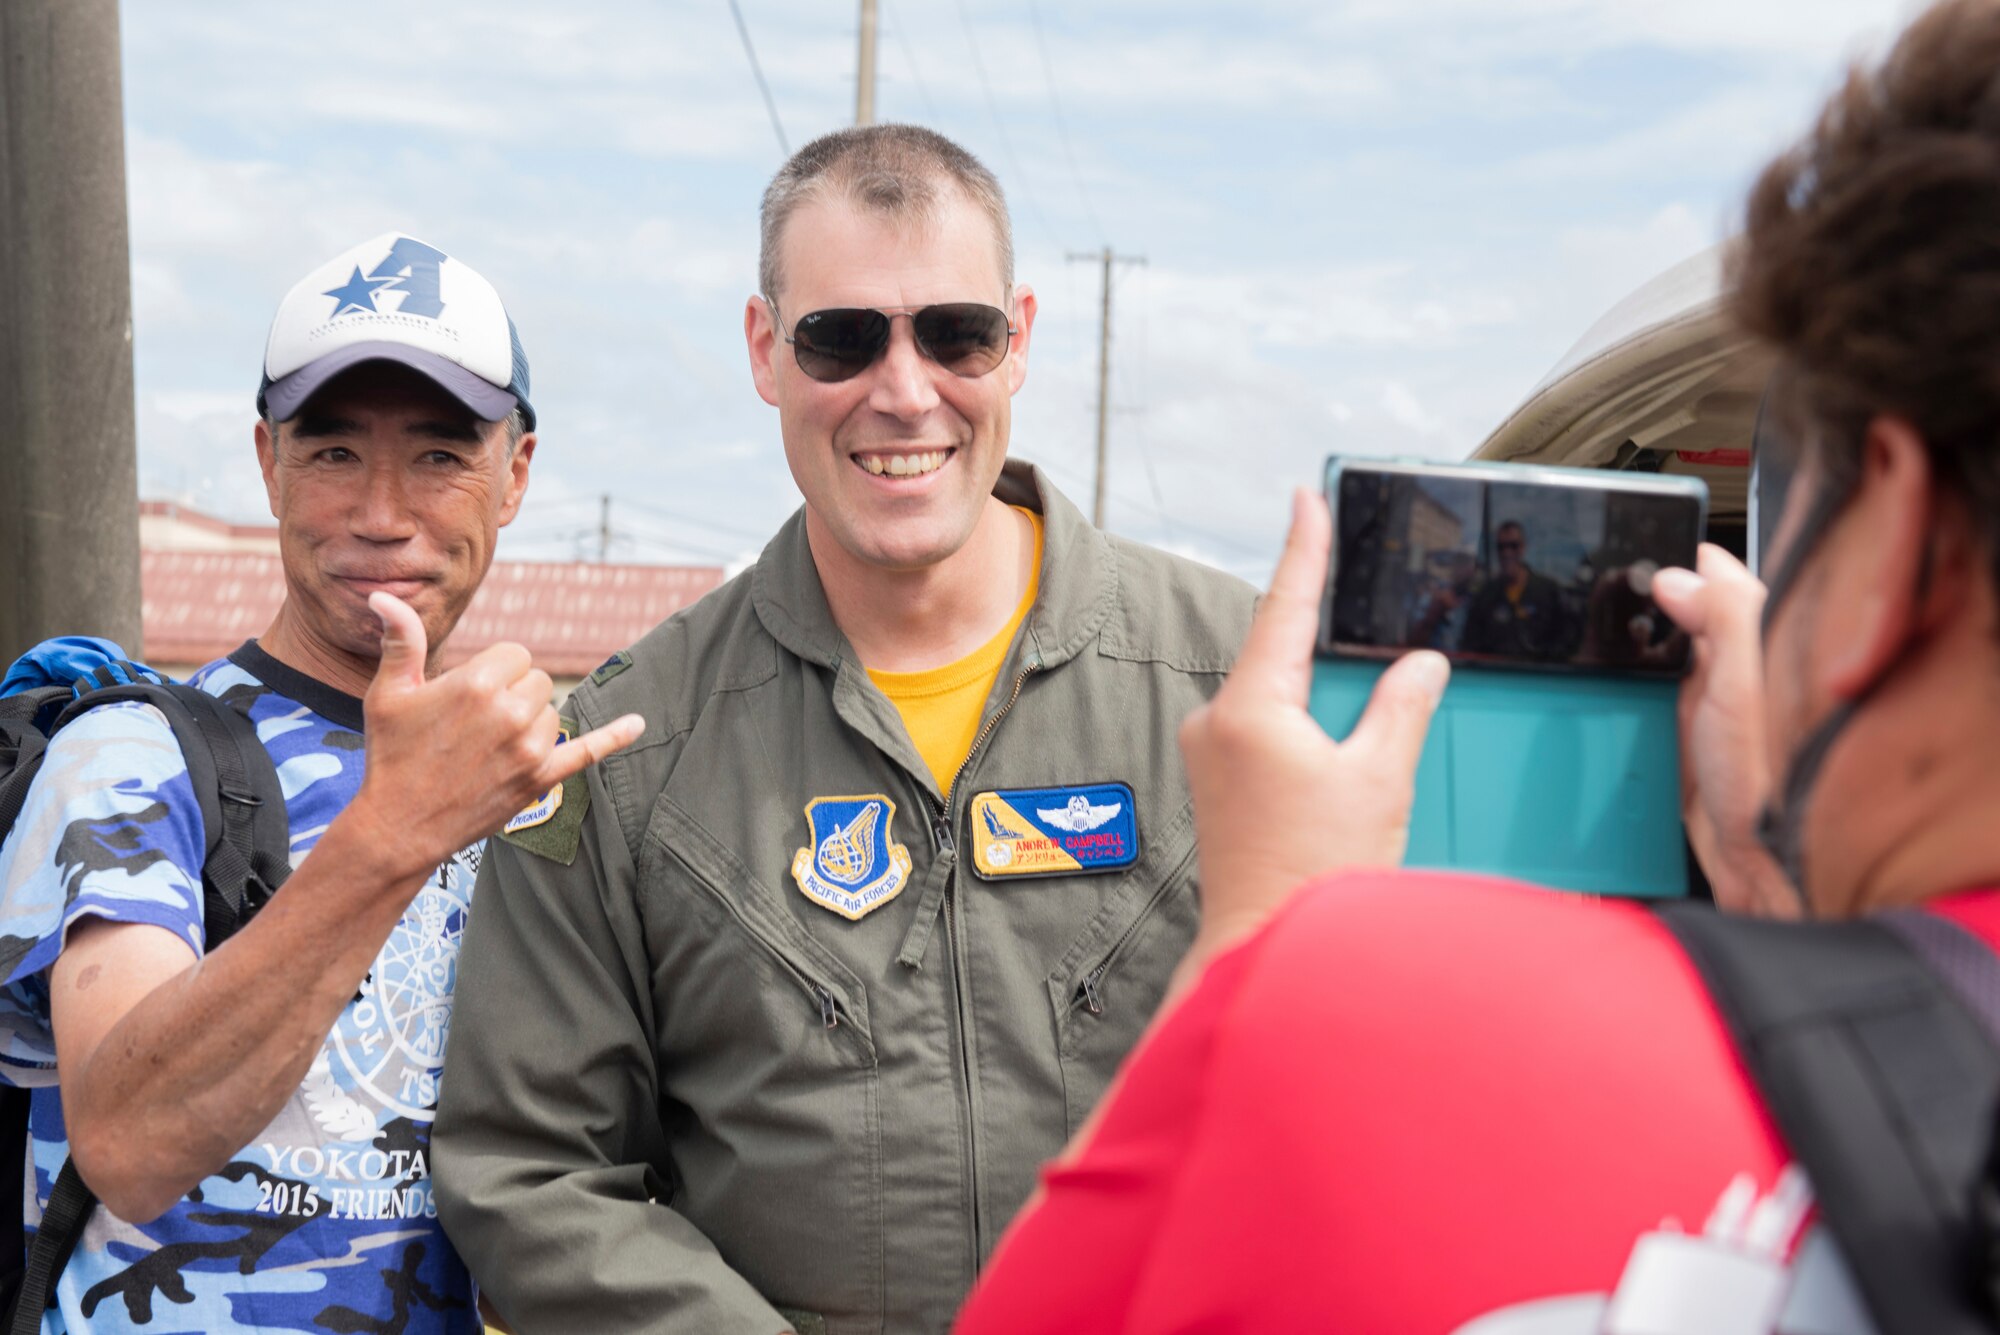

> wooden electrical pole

[
  {"left": 1067, "top": 247, "right": 1146, "bottom": 530},
  {"left": 856, "top": 0, "right": 879, "bottom": 125},
  {"left": 0, "top": 0, "right": 142, "bottom": 663}
]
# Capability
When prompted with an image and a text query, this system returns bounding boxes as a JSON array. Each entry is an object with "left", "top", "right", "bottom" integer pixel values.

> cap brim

[{"left": 261, "top": 341, "right": 519, "bottom": 424}]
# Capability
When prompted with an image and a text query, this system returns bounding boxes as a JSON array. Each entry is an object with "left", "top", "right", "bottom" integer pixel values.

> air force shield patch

[
  {"left": 791, "top": 795, "right": 915, "bottom": 921},
  {"left": 969, "top": 782, "right": 1140, "bottom": 879},
  {"left": 500, "top": 722, "right": 589, "bottom": 865}
]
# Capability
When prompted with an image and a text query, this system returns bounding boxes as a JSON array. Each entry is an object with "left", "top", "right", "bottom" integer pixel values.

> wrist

[{"left": 324, "top": 793, "right": 438, "bottom": 890}]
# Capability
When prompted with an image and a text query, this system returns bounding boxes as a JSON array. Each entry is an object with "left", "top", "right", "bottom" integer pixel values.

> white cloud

[
  {"left": 111, "top": 0, "right": 1922, "bottom": 582},
  {"left": 1381, "top": 382, "right": 1446, "bottom": 437}
]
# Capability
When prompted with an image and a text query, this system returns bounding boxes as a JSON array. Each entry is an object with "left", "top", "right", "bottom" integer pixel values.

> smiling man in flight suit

[{"left": 432, "top": 125, "right": 1257, "bottom": 1333}]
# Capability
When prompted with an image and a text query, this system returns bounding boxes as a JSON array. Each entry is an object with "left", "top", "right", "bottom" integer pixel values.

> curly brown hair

[{"left": 1732, "top": 0, "right": 2000, "bottom": 563}]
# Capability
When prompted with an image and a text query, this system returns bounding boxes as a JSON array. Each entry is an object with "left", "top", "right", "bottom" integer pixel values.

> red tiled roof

[
  {"left": 142, "top": 550, "right": 723, "bottom": 677},
  {"left": 139, "top": 500, "right": 281, "bottom": 543}
]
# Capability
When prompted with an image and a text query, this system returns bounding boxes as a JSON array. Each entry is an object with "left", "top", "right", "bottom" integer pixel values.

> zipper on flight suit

[
  {"left": 928, "top": 657, "right": 1040, "bottom": 1268},
  {"left": 1070, "top": 834, "right": 1201, "bottom": 1019},
  {"left": 811, "top": 983, "right": 840, "bottom": 1029}
]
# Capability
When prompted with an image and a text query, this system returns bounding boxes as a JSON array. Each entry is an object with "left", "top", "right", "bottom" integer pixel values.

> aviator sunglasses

[{"left": 772, "top": 301, "right": 1017, "bottom": 383}]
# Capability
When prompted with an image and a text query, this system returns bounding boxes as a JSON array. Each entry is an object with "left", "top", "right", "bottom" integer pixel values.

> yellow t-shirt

[{"left": 868, "top": 508, "right": 1044, "bottom": 794}]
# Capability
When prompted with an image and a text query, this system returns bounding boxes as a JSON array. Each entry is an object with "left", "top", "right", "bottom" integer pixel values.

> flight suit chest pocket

[
  {"left": 1048, "top": 798, "right": 1201, "bottom": 1135},
  {"left": 637, "top": 797, "right": 886, "bottom": 1330}
]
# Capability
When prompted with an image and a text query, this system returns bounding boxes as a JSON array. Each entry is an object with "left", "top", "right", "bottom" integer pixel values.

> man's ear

[
  {"left": 1818, "top": 415, "right": 1934, "bottom": 700},
  {"left": 1005, "top": 284, "right": 1037, "bottom": 397},
  {"left": 746, "top": 296, "right": 781, "bottom": 407},
  {"left": 498, "top": 431, "right": 535, "bottom": 527},
  {"left": 255, "top": 418, "right": 281, "bottom": 518}
]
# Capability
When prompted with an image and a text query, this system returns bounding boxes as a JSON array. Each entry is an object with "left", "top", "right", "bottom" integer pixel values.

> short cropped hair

[
  {"left": 758, "top": 123, "right": 1014, "bottom": 304},
  {"left": 1731, "top": 0, "right": 2000, "bottom": 579}
]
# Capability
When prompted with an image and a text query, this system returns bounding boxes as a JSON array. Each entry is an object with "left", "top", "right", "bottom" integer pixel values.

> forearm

[{"left": 60, "top": 808, "right": 426, "bottom": 1220}]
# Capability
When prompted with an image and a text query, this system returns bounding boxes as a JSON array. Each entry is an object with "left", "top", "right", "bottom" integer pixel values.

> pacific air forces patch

[
  {"left": 500, "top": 719, "right": 590, "bottom": 865},
  {"left": 791, "top": 795, "right": 914, "bottom": 921},
  {"left": 969, "top": 782, "right": 1140, "bottom": 879}
]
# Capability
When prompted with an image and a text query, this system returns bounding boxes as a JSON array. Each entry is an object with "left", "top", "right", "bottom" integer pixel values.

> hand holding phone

[
  {"left": 1176, "top": 490, "right": 1449, "bottom": 993},
  {"left": 1311, "top": 457, "right": 1709, "bottom": 899}
]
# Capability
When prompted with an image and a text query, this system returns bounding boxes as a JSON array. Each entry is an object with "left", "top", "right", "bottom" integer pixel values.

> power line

[
  {"left": 616, "top": 529, "right": 750, "bottom": 564},
  {"left": 1025, "top": 0, "right": 1104, "bottom": 244},
  {"left": 521, "top": 492, "right": 775, "bottom": 546},
  {"left": 880, "top": 0, "right": 941, "bottom": 123},
  {"left": 728, "top": 0, "right": 791, "bottom": 156},
  {"left": 1029, "top": 454, "right": 1263, "bottom": 559},
  {"left": 611, "top": 494, "right": 775, "bottom": 544},
  {"left": 953, "top": 0, "right": 1061, "bottom": 254},
  {"left": 1122, "top": 263, "right": 1176, "bottom": 549}
]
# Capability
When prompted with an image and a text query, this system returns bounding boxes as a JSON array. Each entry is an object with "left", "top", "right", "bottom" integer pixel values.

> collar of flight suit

[
  {"left": 748, "top": 459, "right": 1118, "bottom": 678},
  {"left": 748, "top": 460, "right": 1120, "bottom": 804}
]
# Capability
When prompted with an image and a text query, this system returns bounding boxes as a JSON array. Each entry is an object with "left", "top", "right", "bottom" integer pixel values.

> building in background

[{"left": 141, "top": 501, "right": 723, "bottom": 695}]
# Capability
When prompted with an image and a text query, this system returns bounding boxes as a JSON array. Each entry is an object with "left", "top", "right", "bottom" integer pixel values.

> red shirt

[{"left": 955, "top": 874, "right": 2000, "bottom": 1334}]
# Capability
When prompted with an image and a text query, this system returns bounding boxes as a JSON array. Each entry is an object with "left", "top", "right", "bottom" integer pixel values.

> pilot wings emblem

[{"left": 1039, "top": 794, "right": 1123, "bottom": 832}]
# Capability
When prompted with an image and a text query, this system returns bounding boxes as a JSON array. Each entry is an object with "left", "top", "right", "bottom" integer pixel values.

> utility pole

[
  {"left": 1067, "top": 247, "right": 1146, "bottom": 530},
  {"left": 856, "top": 0, "right": 878, "bottom": 125},
  {"left": 0, "top": 0, "right": 142, "bottom": 663},
  {"left": 598, "top": 494, "right": 612, "bottom": 563}
]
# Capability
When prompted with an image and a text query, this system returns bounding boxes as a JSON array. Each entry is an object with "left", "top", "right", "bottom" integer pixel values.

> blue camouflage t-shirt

[{"left": 0, "top": 643, "right": 478, "bottom": 1334}]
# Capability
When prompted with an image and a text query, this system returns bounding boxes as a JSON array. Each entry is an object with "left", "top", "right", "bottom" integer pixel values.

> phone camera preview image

[
  {"left": 1326, "top": 465, "right": 1704, "bottom": 677},
  {"left": 1311, "top": 460, "right": 1709, "bottom": 897}
]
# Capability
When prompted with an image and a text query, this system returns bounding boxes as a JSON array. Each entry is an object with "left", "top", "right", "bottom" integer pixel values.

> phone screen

[{"left": 1326, "top": 464, "right": 1704, "bottom": 675}]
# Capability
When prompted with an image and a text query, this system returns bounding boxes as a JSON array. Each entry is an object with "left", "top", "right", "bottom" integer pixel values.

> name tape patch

[{"left": 968, "top": 782, "right": 1140, "bottom": 880}]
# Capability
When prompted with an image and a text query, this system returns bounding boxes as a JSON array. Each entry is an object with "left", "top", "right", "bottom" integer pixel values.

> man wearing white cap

[{"left": 0, "top": 233, "right": 640, "bottom": 1333}]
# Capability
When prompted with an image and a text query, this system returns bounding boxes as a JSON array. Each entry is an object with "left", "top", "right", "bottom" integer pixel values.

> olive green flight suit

[{"left": 435, "top": 463, "right": 1256, "bottom": 1333}]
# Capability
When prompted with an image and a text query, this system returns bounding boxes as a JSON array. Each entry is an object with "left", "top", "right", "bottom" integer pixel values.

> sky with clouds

[{"left": 121, "top": 0, "right": 1919, "bottom": 580}]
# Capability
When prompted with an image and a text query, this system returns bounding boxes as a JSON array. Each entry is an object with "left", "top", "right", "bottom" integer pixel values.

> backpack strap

[
  {"left": 0, "top": 690, "right": 76, "bottom": 844},
  {"left": 3, "top": 684, "right": 293, "bottom": 1331},
  {"left": 1660, "top": 902, "right": 2000, "bottom": 1335},
  {"left": 50, "top": 683, "right": 291, "bottom": 944},
  {"left": 7, "top": 1165, "right": 89, "bottom": 1335}
]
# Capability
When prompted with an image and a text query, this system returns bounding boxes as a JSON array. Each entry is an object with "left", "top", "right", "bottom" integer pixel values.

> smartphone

[{"left": 1309, "top": 457, "right": 1708, "bottom": 898}]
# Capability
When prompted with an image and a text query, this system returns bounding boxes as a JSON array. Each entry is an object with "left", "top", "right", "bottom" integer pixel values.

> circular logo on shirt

[{"left": 328, "top": 858, "right": 472, "bottom": 1122}]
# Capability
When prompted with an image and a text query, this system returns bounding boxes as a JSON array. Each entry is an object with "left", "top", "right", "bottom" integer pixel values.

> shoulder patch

[
  {"left": 498, "top": 718, "right": 590, "bottom": 865},
  {"left": 589, "top": 651, "right": 634, "bottom": 687}
]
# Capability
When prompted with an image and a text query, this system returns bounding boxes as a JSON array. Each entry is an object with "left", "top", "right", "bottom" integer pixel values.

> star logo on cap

[{"left": 323, "top": 265, "right": 396, "bottom": 318}]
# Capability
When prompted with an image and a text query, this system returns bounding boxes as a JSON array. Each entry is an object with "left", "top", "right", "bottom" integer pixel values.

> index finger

[
  {"left": 1220, "top": 489, "right": 1332, "bottom": 711},
  {"left": 535, "top": 713, "right": 646, "bottom": 787}
]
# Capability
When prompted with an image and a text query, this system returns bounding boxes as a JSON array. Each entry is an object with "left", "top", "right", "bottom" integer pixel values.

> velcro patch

[
  {"left": 589, "top": 650, "right": 633, "bottom": 686},
  {"left": 791, "top": 794, "right": 913, "bottom": 920},
  {"left": 968, "top": 782, "right": 1139, "bottom": 879},
  {"left": 498, "top": 719, "right": 590, "bottom": 865}
]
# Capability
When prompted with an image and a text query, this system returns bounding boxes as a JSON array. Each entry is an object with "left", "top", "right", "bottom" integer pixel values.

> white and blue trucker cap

[{"left": 257, "top": 232, "right": 535, "bottom": 429}]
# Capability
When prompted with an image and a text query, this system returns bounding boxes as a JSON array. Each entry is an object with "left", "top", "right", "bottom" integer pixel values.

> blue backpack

[{"left": 0, "top": 639, "right": 291, "bottom": 1331}]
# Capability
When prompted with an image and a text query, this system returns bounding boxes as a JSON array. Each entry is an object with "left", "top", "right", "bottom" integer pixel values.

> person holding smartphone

[{"left": 955, "top": 1, "right": 2000, "bottom": 1330}]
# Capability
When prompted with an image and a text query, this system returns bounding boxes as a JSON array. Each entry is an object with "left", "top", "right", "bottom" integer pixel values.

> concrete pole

[
  {"left": 856, "top": 0, "right": 878, "bottom": 125},
  {"left": 0, "top": 0, "right": 143, "bottom": 663}
]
